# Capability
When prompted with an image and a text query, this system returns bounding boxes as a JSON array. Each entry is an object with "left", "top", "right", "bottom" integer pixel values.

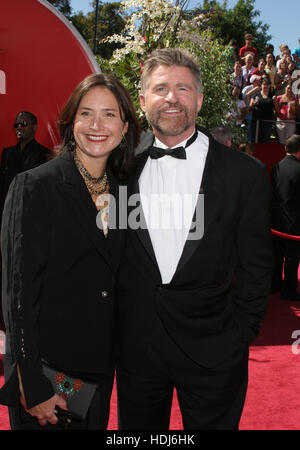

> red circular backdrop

[{"left": 0, "top": 0, "right": 100, "bottom": 156}]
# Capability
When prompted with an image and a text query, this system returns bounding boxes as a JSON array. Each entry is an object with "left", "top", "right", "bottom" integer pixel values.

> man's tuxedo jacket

[
  {"left": 271, "top": 154, "right": 300, "bottom": 235},
  {"left": 117, "top": 128, "right": 273, "bottom": 370}
]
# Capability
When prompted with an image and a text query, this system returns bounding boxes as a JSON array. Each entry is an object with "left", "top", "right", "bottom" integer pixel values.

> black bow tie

[
  {"left": 149, "top": 146, "right": 186, "bottom": 160},
  {"left": 149, "top": 129, "right": 198, "bottom": 160}
]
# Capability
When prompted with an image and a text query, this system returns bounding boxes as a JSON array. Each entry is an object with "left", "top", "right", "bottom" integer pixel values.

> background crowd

[{"left": 228, "top": 34, "right": 300, "bottom": 147}]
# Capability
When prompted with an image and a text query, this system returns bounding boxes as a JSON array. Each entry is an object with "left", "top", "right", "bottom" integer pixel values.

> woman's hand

[
  {"left": 20, "top": 393, "right": 68, "bottom": 426},
  {"left": 18, "top": 366, "right": 68, "bottom": 426}
]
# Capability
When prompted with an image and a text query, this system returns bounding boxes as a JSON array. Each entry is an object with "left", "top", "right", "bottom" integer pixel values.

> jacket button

[{"left": 101, "top": 291, "right": 108, "bottom": 298}]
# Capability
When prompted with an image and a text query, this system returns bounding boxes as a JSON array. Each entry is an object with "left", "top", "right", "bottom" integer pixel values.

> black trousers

[
  {"left": 272, "top": 236, "right": 300, "bottom": 294},
  {"left": 8, "top": 371, "right": 114, "bottom": 430},
  {"left": 117, "top": 320, "right": 249, "bottom": 430}
]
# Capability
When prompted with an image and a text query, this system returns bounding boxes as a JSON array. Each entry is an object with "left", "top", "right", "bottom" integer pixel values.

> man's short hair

[
  {"left": 16, "top": 111, "right": 37, "bottom": 125},
  {"left": 140, "top": 48, "right": 202, "bottom": 94},
  {"left": 286, "top": 134, "right": 300, "bottom": 154},
  {"left": 245, "top": 33, "right": 253, "bottom": 40},
  {"left": 211, "top": 127, "right": 232, "bottom": 146}
]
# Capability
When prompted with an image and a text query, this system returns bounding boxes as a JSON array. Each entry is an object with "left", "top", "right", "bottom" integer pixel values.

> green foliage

[
  {"left": 183, "top": 31, "right": 247, "bottom": 145},
  {"left": 51, "top": 0, "right": 259, "bottom": 146},
  {"left": 47, "top": 0, "right": 72, "bottom": 18},
  {"left": 192, "top": 0, "right": 272, "bottom": 56},
  {"left": 97, "top": 1, "right": 247, "bottom": 146},
  {"left": 70, "top": 2, "right": 125, "bottom": 58}
]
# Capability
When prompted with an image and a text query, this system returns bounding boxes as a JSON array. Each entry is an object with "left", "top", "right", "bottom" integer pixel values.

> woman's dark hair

[{"left": 58, "top": 73, "right": 140, "bottom": 180}]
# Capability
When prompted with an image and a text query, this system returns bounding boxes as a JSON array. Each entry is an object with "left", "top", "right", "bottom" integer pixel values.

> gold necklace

[{"left": 73, "top": 151, "right": 110, "bottom": 197}]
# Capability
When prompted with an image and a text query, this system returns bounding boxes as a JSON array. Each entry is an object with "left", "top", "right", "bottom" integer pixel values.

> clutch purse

[{"left": 42, "top": 361, "right": 97, "bottom": 421}]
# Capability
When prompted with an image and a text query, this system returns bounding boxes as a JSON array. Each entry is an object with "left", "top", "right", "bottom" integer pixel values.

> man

[
  {"left": 0, "top": 111, "right": 51, "bottom": 217},
  {"left": 292, "top": 38, "right": 300, "bottom": 69},
  {"left": 239, "top": 34, "right": 258, "bottom": 65},
  {"left": 0, "top": 111, "right": 51, "bottom": 324},
  {"left": 270, "top": 134, "right": 300, "bottom": 301},
  {"left": 116, "top": 48, "right": 273, "bottom": 430},
  {"left": 211, "top": 126, "right": 232, "bottom": 147}
]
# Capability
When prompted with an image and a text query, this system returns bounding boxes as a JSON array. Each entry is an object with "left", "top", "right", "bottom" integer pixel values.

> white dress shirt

[{"left": 139, "top": 129, "right": 209, "bottom": 284}]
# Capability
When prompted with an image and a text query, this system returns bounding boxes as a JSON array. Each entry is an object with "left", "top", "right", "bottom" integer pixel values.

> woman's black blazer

[{"left": 0, "top": 149, "right": 125, "bottom": 409}]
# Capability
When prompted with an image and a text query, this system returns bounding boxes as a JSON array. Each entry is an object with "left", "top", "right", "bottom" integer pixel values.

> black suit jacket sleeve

[
  {"left": 234, "top": 163, "right": 273, "bottom": 344},
  {"left": 1, "top": 172, "right": 54, "bottom": 408}
]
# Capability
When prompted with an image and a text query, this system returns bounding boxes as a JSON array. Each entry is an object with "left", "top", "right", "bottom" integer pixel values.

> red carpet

[{"left": 1, "top": 293, "right": 300, "bottom": 430}]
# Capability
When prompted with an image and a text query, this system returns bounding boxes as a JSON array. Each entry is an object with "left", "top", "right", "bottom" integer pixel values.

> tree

[
  {"left": 191, "top": 0, "right": 272, "bottom": 56},
  {"left": 70, "top": 1, "right": 125, "bottom": 58},
  {"left": 47, "top": 0, "right": 72, "bottom": 19},
  {"left": 97, "top": 0, "right": 246, "bottom": 145}
]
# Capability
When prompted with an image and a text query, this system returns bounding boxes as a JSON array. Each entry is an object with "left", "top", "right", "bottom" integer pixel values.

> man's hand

[{"left": 20, "top": 393, "right": 68, "bottom": 426}]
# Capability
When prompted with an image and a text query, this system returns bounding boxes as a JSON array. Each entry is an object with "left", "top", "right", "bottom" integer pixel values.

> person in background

[
  {"left": 287, "top": 60, "right": 296, "bottom": 77},
  {"left": 0, "top": 73, "right": 140, "bottom": 430},
  {"left": 242, "top": 75, "right": 262, "bottom": 142},
  {"left": 211, "top": 126, "right": 232, "bottom": 147},
  {"left": 239, "top": 33, "right": 258, "bottom": 65},
  {"left": 275, "top": 82, "right": 300, "bottom": 145},
  {"left": 0, "top": 111, "right": 52, "bottom": 327},
  {"left": 276, "top": 48, "right": 292, "bottom": 70},
  {"left": 248, "top": 58, "right": 267, "bottom": 84},
  {"left": 227, "top": 39, "right": 238, "bottom": 67},
  {"left": 242, "top": 54, "right": 256, "bottom": 86},
  {"left": 232, "top": 61, "right": 244, "bottom": 90},
  {"left": 0, "top": 111, "right": 51, "bottom": 220},
  {"left": 275, "top": 60, "right": 291, "bottom": 96},
  {"left": 264, "top": 53, "right": 278, "bottom": 92},
  {"left": 270, "top": 134, "right": 300, "bottom": 301},
  {"left": 292, "top": 38, "right": 300, "bottom": 69},
  {"left": 263, "top": 44, "right": 275, "bottom": 60},
  {"left": 275, "top": 44, "right": 290, "bottom": 64},
  {"left": 228, "top": 86, "right": 247, "bottom": 127},
  {"left": 250, "top": 76, "right": 275, "bottom": 143}
]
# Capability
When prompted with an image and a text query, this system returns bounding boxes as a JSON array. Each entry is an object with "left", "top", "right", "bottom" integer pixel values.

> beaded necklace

[{"left": 73, "top": 150, "right": 110, "bottom": 197}]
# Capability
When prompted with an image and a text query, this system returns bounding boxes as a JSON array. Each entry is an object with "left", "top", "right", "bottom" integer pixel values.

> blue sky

[{"left": 70, "top": 0, "right": 300, "bottom": 55}]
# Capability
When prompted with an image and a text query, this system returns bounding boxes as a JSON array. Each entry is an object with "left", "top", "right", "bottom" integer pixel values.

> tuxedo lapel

[
  {"left": 56, "top": 151, "right": 114, "bottom": 272},
  {"left": 130, "top": 151, "right": 159, "bottom": 270},
  {"left": 175, "top": 137, "right": 225, "bottom": 277}
]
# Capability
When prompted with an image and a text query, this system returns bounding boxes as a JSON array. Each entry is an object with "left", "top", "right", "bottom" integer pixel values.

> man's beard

[{"left": 146, "top": 103, "right": 196, "bottom": 137}]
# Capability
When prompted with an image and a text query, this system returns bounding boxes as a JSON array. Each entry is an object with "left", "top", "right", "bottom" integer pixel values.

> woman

[
  {"left": 228, "top": 86, "right": 247, "bottom": 126},
  {"left": 231, "top": 61, "right": 244, "bottom": 90},
  {"left": 275, "top": 82, "right": 300, "bottom": 144},
  {"left": 275, "top": 60, "right": 290, "bottom": 96},
  {"left": 242, "top": 54, "right": 255, "bottom": 86},
  {"left": 0, "top": 73, "right": 140, "bottom": 430},
  {"left": 264, "top": 53, "right": 278, "bottom": 91},
  {"left": 250, "top": 76, "right": 275, "bottom": 143}
]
